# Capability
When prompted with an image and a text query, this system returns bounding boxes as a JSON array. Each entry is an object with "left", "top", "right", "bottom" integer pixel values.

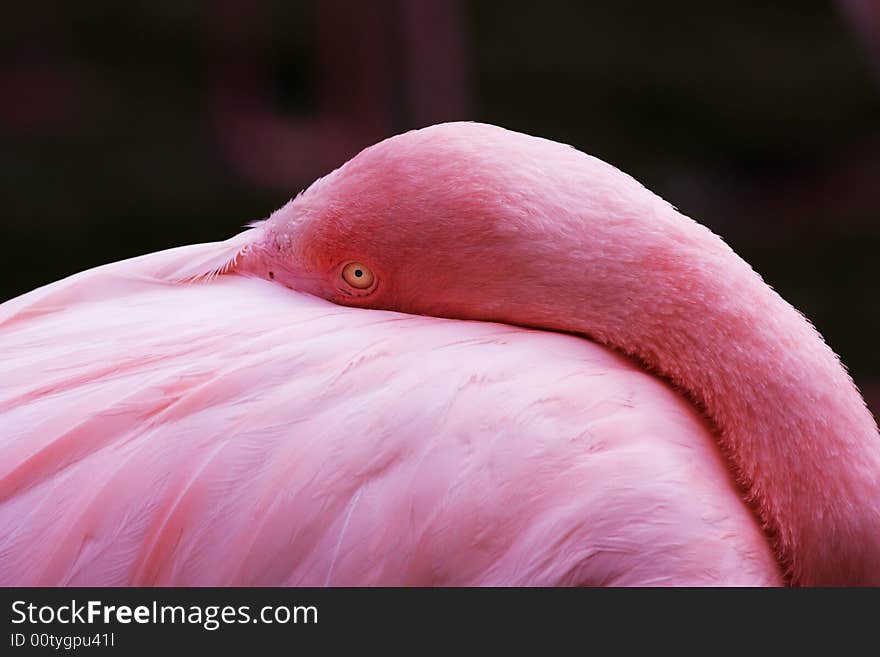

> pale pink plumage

[{"left": 1, "top": 122, "right": 878, "bottom": 586}]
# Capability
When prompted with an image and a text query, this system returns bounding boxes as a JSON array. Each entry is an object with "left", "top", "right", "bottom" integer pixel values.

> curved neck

[{"left": 539, "top": 215, "right": 880, "bottom": 585}]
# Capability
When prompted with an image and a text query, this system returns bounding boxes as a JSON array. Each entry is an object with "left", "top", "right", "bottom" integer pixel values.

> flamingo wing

[{"left": 0, "top": 241, "right": 780, "bottom": 585}]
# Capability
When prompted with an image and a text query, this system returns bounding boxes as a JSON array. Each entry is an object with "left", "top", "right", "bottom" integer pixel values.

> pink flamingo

[{"left": 1, "top": 122, "right": 878, "bottom": 586}]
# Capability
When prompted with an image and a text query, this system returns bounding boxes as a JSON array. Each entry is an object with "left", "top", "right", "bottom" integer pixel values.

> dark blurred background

[{"left": 2, "top": 1, "right": 879, "bottom": 414}]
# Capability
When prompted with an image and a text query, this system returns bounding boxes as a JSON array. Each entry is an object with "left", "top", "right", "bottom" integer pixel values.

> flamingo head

[{"left": 255, "top": 121, "right": 688, "bottom": 337}]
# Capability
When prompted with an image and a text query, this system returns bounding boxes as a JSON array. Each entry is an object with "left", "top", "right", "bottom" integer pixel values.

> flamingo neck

[{"left": 552, "top": 216, "right": 880, "bottom": 585}]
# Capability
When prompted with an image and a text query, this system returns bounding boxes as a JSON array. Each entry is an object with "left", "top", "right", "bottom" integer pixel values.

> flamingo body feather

[{"left": 0, "top": 241, "right": 778, "bottom": 585}]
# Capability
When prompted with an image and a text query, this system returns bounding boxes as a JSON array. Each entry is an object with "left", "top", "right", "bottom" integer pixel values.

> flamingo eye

[{"left": 341, "top": 262, "right": 375, "bottom": 289}]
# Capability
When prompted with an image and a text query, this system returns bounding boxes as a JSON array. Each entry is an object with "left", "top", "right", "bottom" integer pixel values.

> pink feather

[{"left": 2, "top": 122, "right": 877, "bottom": 585}]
